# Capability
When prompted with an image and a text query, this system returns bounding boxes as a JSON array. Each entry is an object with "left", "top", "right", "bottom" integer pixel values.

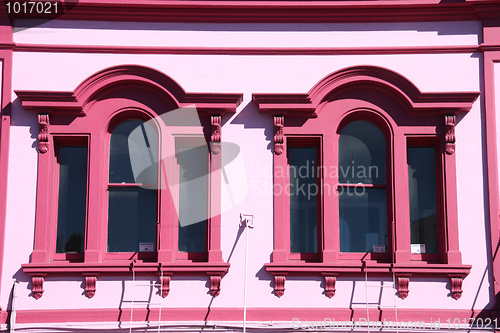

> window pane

[
  {"left": 109, "top": 120, "right": 158, "bottom": 184},
  {"left": 339, "top": 188, "right": 387, "bottom": 253},
  {"left": 339, "top": 121, "right": 386, "bottom": 184},
  {"left": 177, "top": 143, "right": 208, "bottom": 253},
  {"left": 107, "top": 188, "right": 157, "bottom": 252},
  {"left": 289, "top": 147, "right": 318, "bottom": 253},
  {"left": 408, "top": 147, "right": 438, "bottom": 254},
  {"left": 56, "top": 146, "right": 87, "bottom": 254}
]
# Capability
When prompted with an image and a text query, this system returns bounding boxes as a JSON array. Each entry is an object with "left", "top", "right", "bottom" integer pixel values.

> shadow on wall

[
  {"left": 13, "top": 19, "right": 480, "bottom": 37},
  {"left": 10, "top": 99, "right": 38, "bottom": 152},
  {"left": 230, "top": 101, "right": 273, "bottom": 152}
]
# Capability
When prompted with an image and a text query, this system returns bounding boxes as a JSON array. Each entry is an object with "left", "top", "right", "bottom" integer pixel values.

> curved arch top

[
  {"left": 252, "top": 65, "right": 480, "bottom": 117},
  {"left": 15, "top": 65, "right": 243, "bottom": 116}
]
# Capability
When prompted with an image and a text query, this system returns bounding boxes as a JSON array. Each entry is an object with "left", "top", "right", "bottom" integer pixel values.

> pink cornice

[
  {"left": 5, "top": 0, "right": 500, "bottom": 23},
  {"left": 15, "top": 65, "right": 242, "bottom": 116},
  {"left": 253, "top": 66, "right": 480, "bottom": 117},
  {"left": 12, "top": 44, "right": 481, "bottom": 56},
  {"left": 22, "top": 262, "right": 230, "bottom": 275},
  {"left": 265, "top": 262, "right": 471, "bottom": 277}
]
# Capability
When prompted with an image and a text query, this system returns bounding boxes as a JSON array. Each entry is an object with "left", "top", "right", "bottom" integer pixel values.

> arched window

[
  {"left": 256, "top": 66, "right": 477, "bottom": 299},
  {"left": 338, "top": 121, "right": 387, "bottom": 253},
  {"left": 107, "top": 120, "right": 158, "bottom": 253}
]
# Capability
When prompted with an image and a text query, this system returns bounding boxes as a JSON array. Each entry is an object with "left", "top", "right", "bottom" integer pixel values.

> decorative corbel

[
  {"left": 31, "top": 275, "right": 46, "bottom": 299},
  {"left": 396, "top": 275, "right": 411, "bottom": 300},
  {"left": 449, "top": 274, "right": 464, "bottom": 300},
  {"left": 274, "top": 116, "right": 284, "bottom": 155},
  {"left": 160, "top": 274, "right": 171, "bottom": 298},
  {"left": 209, "top": 275, "right": 222, "bottom": 297},
  {"left": 211, "top": 115, "right": 221, "bottom": 154},
  {"left": 38, "top": 113, "right": 50, "bottom": 154},
  {"left": 445, "top": 115, "right": 456, "bottom": 155},
  {"left": 273, "top": 275, "right": 286, "bottom": 297},
  {"left": 322, "top": 273, "right": 338, "bottom": 298},
  {"left": 83, "top": 275, "right": 98, "bottom": 299}
]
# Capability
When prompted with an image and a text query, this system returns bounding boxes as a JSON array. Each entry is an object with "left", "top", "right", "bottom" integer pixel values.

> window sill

[
  {"left": 264, "top": 262, "right": 471, "bottom": 299},
  {"left": 22, "top": 261, "right": 230, "bottom": 299}
]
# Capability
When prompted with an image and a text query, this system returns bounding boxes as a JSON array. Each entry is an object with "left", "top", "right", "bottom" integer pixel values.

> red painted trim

[
  {"left": 18, "top": 65, "right": 240, "bottom": 298},
  {"left": 15, "top": 65, "right": 242, "bottom": 115},
  {"left": 265, "top": 262, "right": 471, "bottom": 276},
  {"left": 0, "top": 47, "right": 13, "bottom": 310},
  {"left": 4, "top": 0, "right": 500, "bottom": 23},
  {"left": 255, "top": 66, "right": 477, "bottom": 299},
  {"left": 13, "top": 44, "right": 481, "bottom": 56},
  {"left": 253, "top": 66, "right": 480, "bottom": 117},
  {"left": 0, "top": 308, "right": 494, "bottom": 324},
  {"left": 483, "top": 51, "right": 500, "bottom": 316}
]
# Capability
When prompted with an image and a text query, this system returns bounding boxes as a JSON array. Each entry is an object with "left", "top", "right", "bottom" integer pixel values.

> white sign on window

[
  {"left": 411, "top": 244, "right": 426, "bottom": 254},
  {"left": 372, "top": 244, "right": 386, "bottom": 253},
  {"left": 139, "top": 242, "right": 155, "bottom": 252}
]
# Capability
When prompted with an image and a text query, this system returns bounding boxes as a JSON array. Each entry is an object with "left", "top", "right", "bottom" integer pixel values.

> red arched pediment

[
  {"left": 253, "top": 65, "right": 479, "bottom": 117},
  {"left": 16, "top": 65, "right": 242, "bottom": 116}
]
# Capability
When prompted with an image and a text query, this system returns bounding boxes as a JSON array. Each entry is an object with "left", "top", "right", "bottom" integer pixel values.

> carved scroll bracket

[
  {"left": 31, "top": 274, "right": 46, "bottom": 299},
  {"left": 211, "top": 115, "right": 221, "bottom": 154},
  {"left": 38, "top": 113, "right": 50, "bottom": 154},
  {"left": 160, "top": 274, "right": 171, "bottom": 298},
  {"left": 396, "top": 274, "right": 411, "bottom": 300},
  {"left": 449, "top": 274, "right": 465, "bottom": 300},
  {"left": 445, "top": 115, "right": 456, "bottom": 155},
  {"left": 209, "top": 274, "right": 222, "bottom": 297},
  {"left": 274, "top": 116, "right": 284, "bottom": 155},
  {"left": 83, "top": 274, "right": 98, "bottom": 299},
  {"left": 273, "top": 274, "right": 286, "bottom": 298},
  {"left": 322, "top": 273, "right": 338, "bottom": 299}
]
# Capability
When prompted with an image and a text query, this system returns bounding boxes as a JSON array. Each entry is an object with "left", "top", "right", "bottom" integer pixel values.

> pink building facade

[{"left": 0, "top": 1, "right": 499, "bottom": 332}]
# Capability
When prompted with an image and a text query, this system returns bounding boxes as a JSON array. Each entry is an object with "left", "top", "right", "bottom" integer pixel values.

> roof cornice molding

[{"left": 5, "top": 0, "right": 500, "bottom": 24}]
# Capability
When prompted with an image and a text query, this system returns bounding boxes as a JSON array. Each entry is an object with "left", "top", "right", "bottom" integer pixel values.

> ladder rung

[
  {"left": 366, "top": 285, "right": 395, "bottom": 289},
  {"left": 122, "top": 300, "right": 162, "bottom": 304},
  {"left": 130, "top": 283, "right": 161, "bottom": 287}
]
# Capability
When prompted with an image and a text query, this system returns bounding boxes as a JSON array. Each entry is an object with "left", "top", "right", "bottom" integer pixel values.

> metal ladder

[
  {"left": 125, "top": 262, "right": 163, "bottom": 333},
  {"left": 363, "top": 263, "right": 399, "bottom": 333}
]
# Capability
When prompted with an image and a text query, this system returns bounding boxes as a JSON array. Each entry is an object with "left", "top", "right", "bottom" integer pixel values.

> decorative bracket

[
  {"left": 209, "top": 275, "right": 222, "bottom": 297},
  {"left": 445, "top": 115, "right": 456, "bottom": 155},
  {"left": 273, "top": 275, "right": 286, "bottom": 297},
  {"left": 38, "top": 113, "right": 50, "bottom": 154},
  {"left": 83, "top": 275, "right": 98, "bottom": 299},
  {"left": 274, "top": 116, "right": 284, "bottom": 155},
  {"left": 210, "top": 115, "right": 221, "bottom": 154},
  {"left": 449, "top": 274, "right": 464, "bottom": 300},
  {"left": 31, "top": 275, "right": 46, "bottom": 299},
  {"left": 322, "top": 273, "right": 338, "bottom": 298},
  {"left": 396, "top": 275, "right": 411, "bottom": 299},
  {"left": 160, "top": 274, "right": 171, "bottom": 298}
]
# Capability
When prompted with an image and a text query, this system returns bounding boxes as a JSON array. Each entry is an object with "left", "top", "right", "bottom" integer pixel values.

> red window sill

[
  {"left": 265, "top": 262, "right": 471, "bottom": 299},
  {"left": 22, "top": 261, "right": 230, "bottom": 300}
]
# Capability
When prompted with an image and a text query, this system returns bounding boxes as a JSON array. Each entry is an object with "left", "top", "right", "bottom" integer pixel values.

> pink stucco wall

[{"left": 1, "top": 18, "right": 493, "bottom": 328}]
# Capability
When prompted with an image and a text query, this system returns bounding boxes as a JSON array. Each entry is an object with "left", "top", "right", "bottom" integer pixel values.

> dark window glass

[
  {"left": 109, "top": 120, "right": 158, "bottom": 185},
  {"left": 339, "top": 121, "right": 387, "bottom": 253},
  {"left": 107, "top": 120, "right": 158, "bottom": 253},
  {"left": 289, "top": 147, "right": 318, "bottom": 253},
  {"left": 56, "top": 146, "right": 87, "bottom": 254},
  {"left": 339, "top": 189, "right": 387, "bottom": 253},
  {"left": 408, "top": 147, "right": 439, "bottom": 254},
  {"left": 107, "top": 188, "right": 157, "bottom": 252},
  {"left": 339, "top": 121, "right": 386, "bottom": 185},
  {"left": 177, "top": 143, "right": 208, "bottom": 253}
]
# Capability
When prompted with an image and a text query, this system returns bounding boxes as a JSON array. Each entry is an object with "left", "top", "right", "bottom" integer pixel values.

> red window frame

[
  {"left": 285, "top": 136, "right": 323, "bottom": 262},
  {"left": 255, "top": 65, "right": 477, "bottom": 299},
  {"left": 19, "top": 65, "right": 242, "bottom": 299},
  {"left": 406, "top": 136, "right": 444, "bottom": 263}
]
